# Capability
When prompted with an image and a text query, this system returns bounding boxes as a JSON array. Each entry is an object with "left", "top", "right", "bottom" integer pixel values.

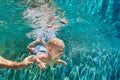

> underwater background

[{"left": 0, "top": 0, "right": 120, "bottom": 80}]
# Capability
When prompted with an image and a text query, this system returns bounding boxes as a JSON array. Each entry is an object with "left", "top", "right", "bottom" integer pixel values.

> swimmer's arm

[
  {"left": 57, "top": 59, "right": 67, "bottom": 66},
  {"left": 60, "top": 18, "right": 67, "bottom": 24},
  {"left": 0, "top": 56, "right": 34, "bottom": 69},
  {"left": 34, "top": 55, "right": 46, "bottom": 69}
]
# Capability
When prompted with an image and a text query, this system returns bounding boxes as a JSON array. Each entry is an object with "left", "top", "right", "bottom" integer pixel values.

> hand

[
  {"left": 63, "top": 61, "right": 67, "bottom": 66},
  {"left": 37, "top": 62, "right": 46, "bottom": 70},
  {"left": 22, "top": 56, "right": 34, "bottom": 66},
  {"left": 33, "top": 56, "right": 46, "bottom": 69}
]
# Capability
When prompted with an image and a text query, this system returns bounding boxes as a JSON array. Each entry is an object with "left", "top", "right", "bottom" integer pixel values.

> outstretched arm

[
  {"left": 57, "top": 59, "right": 67, "bottom": 66},
  {"left": 0, "top": 56, "right": 34, "bottom": 69}
]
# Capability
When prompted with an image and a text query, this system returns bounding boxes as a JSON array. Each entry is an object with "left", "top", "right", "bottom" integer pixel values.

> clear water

[{"left": 0, "top": 0, "right": 120, "bottom": 80}]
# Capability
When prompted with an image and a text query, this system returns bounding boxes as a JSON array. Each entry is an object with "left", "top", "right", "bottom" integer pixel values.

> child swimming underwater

[{"left": 27, "top": 38, "right": 67, "bottom": 69}]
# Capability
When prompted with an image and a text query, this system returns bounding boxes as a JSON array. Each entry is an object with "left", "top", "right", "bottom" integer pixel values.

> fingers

[
  {"left": 37, "top": 62, "right": 46, "bottom": 70},
  {"left": 33, "top": 56, "right": 41, "bottom": 63},
  {"left": 40, "top": 63, "right": 46, "bottom": 69},
  {"left": 23, "top": 56, "right": 36, "bottom": 66},
  {"left": 32, "top": 56, "right": 46, "bottom": 70},
  {"left": 64, "top": 62, "right": 67, "bottom": 66},
  {"left": 64, "top": 63, "right": 67, "bottom": 66}
]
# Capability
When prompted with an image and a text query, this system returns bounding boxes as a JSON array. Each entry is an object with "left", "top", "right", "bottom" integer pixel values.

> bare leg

[
  {"left": 40, "top": 39, "right": 48, "bottom": 49},
  {"left": 27, "top": 39, "right": 39, "bottom": 53}
]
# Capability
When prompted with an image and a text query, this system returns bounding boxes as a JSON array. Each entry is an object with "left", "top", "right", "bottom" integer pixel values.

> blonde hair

[{"left": 48, "top": 38, "right": 65, "bottom": 48}]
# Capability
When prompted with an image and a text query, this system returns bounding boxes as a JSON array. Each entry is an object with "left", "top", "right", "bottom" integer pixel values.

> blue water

[{"left": 0, "top": 0, "right": 120, "bottom": 80}]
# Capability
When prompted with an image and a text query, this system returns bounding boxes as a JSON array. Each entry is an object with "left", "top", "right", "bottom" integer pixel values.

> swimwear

[{"left": 33, "top": 45, "right": 47, "bottom": 55}]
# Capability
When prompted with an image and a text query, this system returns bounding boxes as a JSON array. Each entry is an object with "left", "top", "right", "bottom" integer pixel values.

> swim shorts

[{"left": 33, "top": 45, "right": 47, "bottom": 55}]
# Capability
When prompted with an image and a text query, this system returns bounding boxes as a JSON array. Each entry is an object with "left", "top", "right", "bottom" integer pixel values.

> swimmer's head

[
  {"left": 47, "top": 38, "right": 65, "bottom": 60},
  {"left": 48, "top": 38, "right": 65, "bottom": 48}
]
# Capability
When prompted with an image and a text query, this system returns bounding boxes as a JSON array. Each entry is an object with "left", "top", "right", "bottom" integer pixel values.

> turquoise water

[{"left": 0, "top": 0, "right": 120, "bottom": 80}]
